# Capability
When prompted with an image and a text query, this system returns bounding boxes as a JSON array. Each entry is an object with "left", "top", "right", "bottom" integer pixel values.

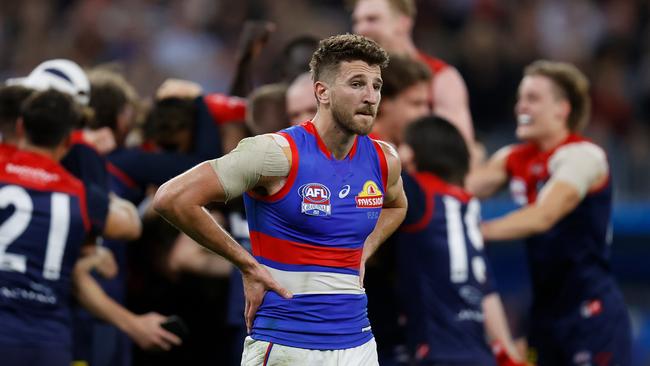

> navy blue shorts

[
  {"left": 529, "top": 289, "right": 632, "bottom": 366},
  {"left": 0, "top": 344, "right": 72, "bottom": 366}
]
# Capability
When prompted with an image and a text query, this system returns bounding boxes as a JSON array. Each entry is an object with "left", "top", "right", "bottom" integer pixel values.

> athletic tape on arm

[
  {"left": 209, "top": 134, "right": 290, "bottom": 202},
  {"left": 548, "top": 142, "right": 608, "bottom": 198}
]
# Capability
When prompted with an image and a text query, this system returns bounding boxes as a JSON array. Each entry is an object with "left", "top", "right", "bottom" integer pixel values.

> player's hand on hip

[{"left": 242, "top": 264, "right": 292, "bottom": 333}]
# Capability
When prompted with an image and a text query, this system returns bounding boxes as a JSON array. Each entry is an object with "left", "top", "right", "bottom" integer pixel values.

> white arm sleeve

[
  {"left": 208, "top": 134, "right": 290, "bottom": 202},
  {"left": 547, "top": 142, "right": 608, "bottom": 198}
]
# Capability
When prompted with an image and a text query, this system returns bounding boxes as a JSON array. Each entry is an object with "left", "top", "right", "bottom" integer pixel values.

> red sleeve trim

[
  {"left": 246, "top": 132, "right": 298, "bottom": 203},
  {"left": 106, "top": 162, "right": 138, "bottom": 189},
  {"left": 372, "top": 140, "right": 389, "bottom": 192},
  {"left": 70, "top": 129, "right": 99, "bottom": 153},
  {"left": 77, "top": 183, "right": 90, "bottom": 232},
  {"left": 302, "top": 121, "right": 331, "bottom": 159},
  {"left": 589, "top": 175, "right": 611, "bottom": 195}
]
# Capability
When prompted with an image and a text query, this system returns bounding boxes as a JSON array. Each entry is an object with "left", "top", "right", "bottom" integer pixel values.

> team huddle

[{"left": 0, "top": 0, "right": 632, "bottom": 366}]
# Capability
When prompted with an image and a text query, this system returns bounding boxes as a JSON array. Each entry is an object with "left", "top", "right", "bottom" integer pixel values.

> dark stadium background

[{"left": 1, "top": 0, "right": 648, "bottom": 364}]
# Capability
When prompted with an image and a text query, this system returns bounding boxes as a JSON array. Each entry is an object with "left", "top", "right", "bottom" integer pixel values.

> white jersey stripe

[{"left": 263, "top": 265, "right": 365, "bottom": 295}]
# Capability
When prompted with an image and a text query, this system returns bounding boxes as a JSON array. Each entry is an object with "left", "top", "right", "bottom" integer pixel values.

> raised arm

[
  {"left": 432, "top": 67, "right": 474, "bottom": 145},
  {"left": 360, "top": 141, "right": 407, "bottom": 284},
  {"left": 153, "top": 134, "right": 293, "bottom": 332},
  {"left": 466, "top": 145, "right": 512, "bottom": 199},
  {"left": 481, "top": 143, "right": 608, "bottom": 241}
]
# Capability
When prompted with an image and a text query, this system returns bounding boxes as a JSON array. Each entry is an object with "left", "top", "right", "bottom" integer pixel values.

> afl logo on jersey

[
  {"left": 355, "top": 180, "right": 383, "bottom": 208},
  {"left": 299, "top": 183, "right": 331, "bottom": 216}
]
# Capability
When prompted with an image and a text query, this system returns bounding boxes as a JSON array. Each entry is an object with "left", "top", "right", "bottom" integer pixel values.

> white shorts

[{"left": 240, "top": 336, "right": 378, "bottom": 366}]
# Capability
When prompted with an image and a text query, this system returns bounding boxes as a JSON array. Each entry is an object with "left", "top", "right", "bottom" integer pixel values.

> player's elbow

[
  {"left": 153, "top": 181, "right": 183, "bottom": 221},
  {"left": 104, "top": 199, "right": 142, "bottom": 241}
]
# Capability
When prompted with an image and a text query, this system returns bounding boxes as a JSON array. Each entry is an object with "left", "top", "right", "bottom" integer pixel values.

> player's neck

[
  {"left": 18, "top": 140, "right": 65, "bottom": 162},
  {"left": 387, "top": 38, "right": 418, "bottom": 58},
  {"left": 536, "top": 129, "right": 570, "bottom": 151},
  {"left": 311, "top": 113, "right": 356, "bottom": 160}
]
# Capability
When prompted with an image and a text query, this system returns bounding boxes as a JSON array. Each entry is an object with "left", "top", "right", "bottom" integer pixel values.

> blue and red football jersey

[
  {"left": 243, "top": 121, "right": 388, "bottom": 350},
  {"left": 396, "top": 172, "right": 496, "bottom": 365},
  {"left": 505, "top": 134, "right": 616, "bottom": 314},
  {"left": 0, "top": 148, "right": 101, "bottom": 347}
]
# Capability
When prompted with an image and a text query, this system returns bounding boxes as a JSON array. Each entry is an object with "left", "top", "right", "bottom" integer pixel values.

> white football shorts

[{"left": 240, "top": 336, "right": 378, "bottom": 366}]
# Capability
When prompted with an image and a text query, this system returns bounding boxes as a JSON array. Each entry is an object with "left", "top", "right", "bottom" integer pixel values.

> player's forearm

[
  {"left": 73, "top": 258, "right": 137, "bottom": 334},
  {"left": 481, "top": 205, "right": 554, "bottom": 241},
  {"left": 154, "top": 197, "right": 258, "bottom": 273},
  {"left": 465, "top": 166, "right": 507, "bottom": 199},
  {"left": 482, "top": 293, "right": 522, "bottom": 362},
  {"left": 362, "top": 192, "right": 407, "bottom": 262}
]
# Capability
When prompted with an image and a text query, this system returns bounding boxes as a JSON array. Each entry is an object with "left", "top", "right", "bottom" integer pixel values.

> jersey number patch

[
  {"left": 443, "top": 197, "right": 486, "bottom": 284},
  {"left": 0, "top": 185, "right": 70, "bottom": 280}
]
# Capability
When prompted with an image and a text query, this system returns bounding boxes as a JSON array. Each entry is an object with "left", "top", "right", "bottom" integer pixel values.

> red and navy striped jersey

[
  {"left": 396, "top": 172, "right": 496, "bottom": 365},
  {"left": 243, "top": 121, "right": 388, "bottom": 350},
  {"left": 505, "top": 134, "right": 615, "bottom": 314},
  {"left": 0, "top": 148, "right": 98, "bottom": 347}
]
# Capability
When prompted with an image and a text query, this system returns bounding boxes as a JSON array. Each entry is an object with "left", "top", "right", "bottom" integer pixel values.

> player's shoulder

[
  {"left": 2, "top": 149, "right": 85, "bottom": 195},
  {"left": 371, "top": 139, "right": 397, "bottom": 159},
  {"left": 416, "top": 51, "right": 450, "bottom": 74},
  {"left": 550, "top": 139, "right": 608, "bottom": 171},
  {"left": 371, "top": 138, "right": 400, "bottom": 175},
  {"left": 553, "top": 138, "right": 607, "bottom": 160}
]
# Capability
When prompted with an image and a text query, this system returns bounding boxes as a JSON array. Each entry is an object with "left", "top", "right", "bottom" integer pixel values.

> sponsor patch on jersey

[
  {"left": 299, "top": 183, "right": 331, "bottom": 216},
  {"left": 355, "top": 180, "right": 383, "bottom": 208},
  {"left": 509, "top": 178, "right": 528, "bottom": 206}
]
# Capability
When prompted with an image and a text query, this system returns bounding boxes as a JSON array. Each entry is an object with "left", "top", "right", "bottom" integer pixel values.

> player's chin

[
  {"left": 352, "top": 114, "right": 374, "bottom": 135},
  {"left": 515, "top": 125, "right": 536, "bottom": 141}
]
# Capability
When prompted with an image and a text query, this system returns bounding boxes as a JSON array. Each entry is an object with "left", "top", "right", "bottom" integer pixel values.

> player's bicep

[
  {"left": 547, "top": 143, "right": 608, "bottom": 198},
  {"left": 432, "top": 67, "right": 474, "bottom": 142},
  {"left": 209, "top": 134, "right": 290, "bottom": 201}
]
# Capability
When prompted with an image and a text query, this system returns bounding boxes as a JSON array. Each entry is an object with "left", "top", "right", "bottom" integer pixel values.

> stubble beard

[{"left": 331, "top": 104, "right": 375, "bottom": 136}]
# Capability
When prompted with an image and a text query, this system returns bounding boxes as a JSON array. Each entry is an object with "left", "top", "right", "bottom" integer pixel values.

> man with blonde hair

[{"left": 468, "top": 60, "right": 632, "bottom": 366}]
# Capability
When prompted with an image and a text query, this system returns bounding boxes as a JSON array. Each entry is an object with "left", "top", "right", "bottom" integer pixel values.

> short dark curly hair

[{"left": 309, "top": 34, "right": 389, "bottom": 82}]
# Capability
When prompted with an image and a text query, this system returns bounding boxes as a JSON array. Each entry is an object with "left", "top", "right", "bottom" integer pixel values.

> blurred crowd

[
  {"left": 1, "top": 1, "right": 650, "bottom": 365},
  {"left": 1, "top": 0, "right": 649, "bottom": 198}
]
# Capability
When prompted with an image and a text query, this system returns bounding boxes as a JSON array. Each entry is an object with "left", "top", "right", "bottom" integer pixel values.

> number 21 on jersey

[{"left": 0, "top": 185, "right": 70, "bottom": 280}]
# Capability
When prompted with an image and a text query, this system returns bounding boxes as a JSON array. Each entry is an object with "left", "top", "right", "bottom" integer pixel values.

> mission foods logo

[
  {"left": 355, "top": 180, "right": 383, "bottom": 208},
  {"left": 299, "top": 183, "right": 331, "bottom": 216}
]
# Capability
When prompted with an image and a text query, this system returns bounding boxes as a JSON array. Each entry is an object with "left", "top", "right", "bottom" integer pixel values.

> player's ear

[
  {"left": 314, "top": 81, "right": 330, "bottom": 105},
  {"left": 557, "top": 99, "right": 571, "bottom": 122}
]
